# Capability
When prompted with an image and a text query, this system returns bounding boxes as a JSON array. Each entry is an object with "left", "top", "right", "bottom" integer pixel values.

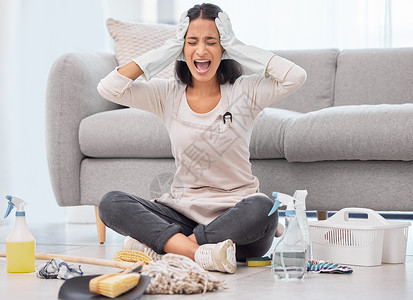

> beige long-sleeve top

[{"left": 97, "top": 55, "right": 306, "bottom": 225}]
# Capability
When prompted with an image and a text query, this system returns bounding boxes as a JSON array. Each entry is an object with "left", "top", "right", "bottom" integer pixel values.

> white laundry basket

[{"left": 309, "top": 208, "right": 410, "bottom": 266}]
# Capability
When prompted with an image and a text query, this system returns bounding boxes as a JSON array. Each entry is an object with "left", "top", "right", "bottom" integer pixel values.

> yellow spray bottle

[{"left": 4, "top": 195, "right": 36, "bottom": 273}]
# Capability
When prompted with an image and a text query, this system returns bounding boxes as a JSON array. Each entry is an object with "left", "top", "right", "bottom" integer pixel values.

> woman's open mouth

[{"left": 194, "top": 59, "right": 211, "bottom": 74}]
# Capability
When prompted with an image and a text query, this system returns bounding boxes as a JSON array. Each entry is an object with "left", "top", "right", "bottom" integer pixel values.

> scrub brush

[
  {"left": 89, "top": 273, "right": 141, "bottom": 298},
  {"left": 113, "top": 250, "right": 152, "bottom": 265},
  {"left": 88, "top": 251, "right": 150, "bottom": 298},
  {"left": 87, "top": 250, "right": 151, "bottom": 298}
]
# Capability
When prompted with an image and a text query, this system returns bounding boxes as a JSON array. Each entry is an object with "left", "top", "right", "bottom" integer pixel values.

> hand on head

[
  {"left": 177, "top": 10, "right": 236, "bottom": 62},
  {"left": 176, "top": 11, "right": 190, "bottom": 40},
  {"left": 176, "top": 11, "right": 190, "bottom": 61},
  {"left": 215, "top": 12, "right": 235, "bottom": 60}
]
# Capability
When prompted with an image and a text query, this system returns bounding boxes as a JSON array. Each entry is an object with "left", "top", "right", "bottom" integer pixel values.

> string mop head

[{"left": 142, "top": 254, "right": 227, "bottom": 295}]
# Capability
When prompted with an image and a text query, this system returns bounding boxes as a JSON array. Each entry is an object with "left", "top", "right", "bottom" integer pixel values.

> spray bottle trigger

[
  {"left": 268, "top": 192, "right": 281, "bottom": 216},
  {"left": 4, "top": 198, "right": 14, "bottom": 219},
  {"left": 268, "top": 201, "right": 281, "bottom": 216}
]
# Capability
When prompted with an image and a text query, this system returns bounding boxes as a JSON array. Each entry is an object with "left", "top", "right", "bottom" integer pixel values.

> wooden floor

[{"left": 1, "top": 217, "right": 413, "bottom": 299}]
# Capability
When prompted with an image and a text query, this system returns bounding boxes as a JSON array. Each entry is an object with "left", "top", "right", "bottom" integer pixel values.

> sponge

[{"left": 246, "top": 256, "right": 272, "bottom": 267}]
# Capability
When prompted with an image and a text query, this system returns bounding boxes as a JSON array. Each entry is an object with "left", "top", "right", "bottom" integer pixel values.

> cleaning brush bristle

[
  {"left": 114, "top": 250, "right": 152, "bottom": 265},
  {"left": 89, "top": 273, "right": 141, "bottom": 298}
]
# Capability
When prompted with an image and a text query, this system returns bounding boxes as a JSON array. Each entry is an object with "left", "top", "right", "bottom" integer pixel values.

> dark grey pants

[{"left": 99, "top": 191, "right": 278, "bottom": 261}]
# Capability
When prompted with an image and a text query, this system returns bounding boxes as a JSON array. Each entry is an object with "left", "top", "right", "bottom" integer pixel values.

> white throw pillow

[{"left": 106, "top": 18, "right": 176, "bottom": 80}]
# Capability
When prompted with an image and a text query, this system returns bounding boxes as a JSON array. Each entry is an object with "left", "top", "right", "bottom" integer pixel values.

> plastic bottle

[
  {"left": 268, "top": 191, "right": 311, "bottom": 259},
  {"left": 271, "top": 197, "right": 307, "bottom": 280},
  {"left": 294, "top": 190, "right": 312, "bottom": 260},
  {"left": 4, "top": 195, "right": 36, "bottom": 273}
]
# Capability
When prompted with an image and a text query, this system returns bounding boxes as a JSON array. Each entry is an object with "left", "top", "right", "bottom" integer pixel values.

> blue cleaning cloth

[
  {"left": 37, "top": 258, "right": 84, "bottom": 280},
  {"left": 307, "top": 260, "right": 353, "bottom": 274}
]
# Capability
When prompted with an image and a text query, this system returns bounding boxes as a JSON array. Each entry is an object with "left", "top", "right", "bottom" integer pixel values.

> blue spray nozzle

[
  {"left": 268, "top": 199, "right": 281, "bottom": 216},
  {"left": 268, "top": 192, "right": 281, "bottom": 216},
  {"left": 4, "top": 197, "right": 14, "bottom": 219},
  {"left": 4, "top": 195, "right": 26, "bottom": 218},
  {"left": 268, "top": 191, "right": 297, "bottom": 216}
]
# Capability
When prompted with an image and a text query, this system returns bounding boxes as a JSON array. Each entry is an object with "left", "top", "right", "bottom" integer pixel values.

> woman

[{"left": 97, "top": 3, "right": 306, "bottom": 274}]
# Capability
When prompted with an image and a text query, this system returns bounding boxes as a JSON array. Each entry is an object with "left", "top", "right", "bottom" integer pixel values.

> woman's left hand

[
  {"left": 214, "top": 12, "right": 236, "bottom": 59},
  {"left": 215, "top": 11, "right": 274, "bottom": 77}
]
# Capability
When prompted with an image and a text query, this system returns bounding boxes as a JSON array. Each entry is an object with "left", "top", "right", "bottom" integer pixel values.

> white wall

[
  {"left": 0, "top": 0, "right": 161, "bottom": 225},
  {"left": 175, "top": 0, "right": 413, "bottom": 50},
  {"left": 0, "top": 0, "right": 19, "bottom": 225},
  {"left": 0, "top": 0, "right": 108, "bottom": 223}
]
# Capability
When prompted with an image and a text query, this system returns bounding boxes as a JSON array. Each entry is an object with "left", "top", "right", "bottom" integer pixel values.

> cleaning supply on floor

[
  {"left": 142, "top": 254, "right": 226, "bottom": 295},
  {"left": 37, "top": 258, "right": 84, "bottom": 280},
  {"left": 3, "top": 195, "right": 36, "bottom": 273},
  {"left": 89, "top": 273, "right": 141, "bottom": 298},
  {"left": 309, "top": 207, "right": 410, "bottom": 266},
  {"left": 30, "top": 249, "right": 226, "bottom": 295},
  {"left": 269, "top": 192, "right": 307, "bottom": 280},
  {"left": 246, "top": 256, "right": 272, "bottom": 267},
  {"left": 294, "top": 190, "right": 312, "bottom": 260},
  {"left": 307, "top": 260, "right": 353, "bottom": 274},
  {"left": 268, "top": 191, "right": 311, "bottom": 258},
  {"left": 113, "top": 252, "right": 226, "bottom": 294},
  {"left": 0, "top": 251, "right": 144, "bottom": 271},
  {"left": 113, "top": 250, "right": 152, "bottom": 265},
  {"left": 117, "top": 252, "right": 226, "bottom": 294}
]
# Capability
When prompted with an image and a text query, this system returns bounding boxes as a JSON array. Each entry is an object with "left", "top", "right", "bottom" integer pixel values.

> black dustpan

[{"left": 58, "top": 273, "right": 151, "bottom": 300}]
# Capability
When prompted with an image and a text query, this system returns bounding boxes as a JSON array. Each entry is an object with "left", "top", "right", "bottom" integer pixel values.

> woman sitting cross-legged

[{"left": 97, "top": 3, "right": 307, "bottom": 273}]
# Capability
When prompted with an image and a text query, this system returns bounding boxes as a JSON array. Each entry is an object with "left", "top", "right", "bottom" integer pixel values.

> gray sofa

[{"left": 46, "top": 48, "right": 413, "bottom": 243}]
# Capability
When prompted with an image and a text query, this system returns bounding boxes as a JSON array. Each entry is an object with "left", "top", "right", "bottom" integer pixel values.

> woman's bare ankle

[
  {"left": 163, "top": 233, "right": 199, "bottom": 260},
  {"left": 188, "top": 234, "right": 198, "bottom": 244}
]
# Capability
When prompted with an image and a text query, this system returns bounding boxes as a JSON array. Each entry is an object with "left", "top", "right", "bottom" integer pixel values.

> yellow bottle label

[{"left": 6, "top": 241, "right": 36, "bottom": 273}]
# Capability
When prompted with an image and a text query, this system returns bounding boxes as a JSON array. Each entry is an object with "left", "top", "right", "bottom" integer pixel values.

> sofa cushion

[
  {"left": 250, "top": 108, "right": 302, "bottom": 159},
  {"left": 284, "top": 104, "right": 413, "bottom": 162},
  {"left": 106, "top": 18, "right": 176, "bottom": 80},
  {"left": 270, "top": 49, "right": 339, "bottom": 113},
  {"left": 79, "top": 107, "right": 302, "bottom": 159},
  {"left": 79, "top": 108, "right": 172, "bottom": 158},
  {"left": 334, "top": 48, "right": 413, "bottom": 106}
]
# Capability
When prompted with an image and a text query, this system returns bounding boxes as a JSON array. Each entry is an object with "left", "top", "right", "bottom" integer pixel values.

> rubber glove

[
  {"left": 215, "top": 12, "right": 275, "bottom": 77},
  {"left": 133, "top": 11, "right": 189, "bottom": 81}
]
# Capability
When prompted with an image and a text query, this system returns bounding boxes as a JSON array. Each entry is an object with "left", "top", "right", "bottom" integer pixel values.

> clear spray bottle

[
  {"left": 268, "top": 192, "right": 307, "bottom": 280},
  {"left": 4, "top": 195, "right": 36, "bottom": 273},
  {"left": 294, "top": 190, "right": 312, "bottom": 261}
]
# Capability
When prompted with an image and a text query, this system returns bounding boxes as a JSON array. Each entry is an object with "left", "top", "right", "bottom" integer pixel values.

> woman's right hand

[
  {"left": 176, "top": 11, "right": 190, "bottom": 61},
  {"left": 176, "top": 11, "right": 190, "bottom": 41},
  {"left": 132, "top": 11, "right": 189, "bottom": 81}
]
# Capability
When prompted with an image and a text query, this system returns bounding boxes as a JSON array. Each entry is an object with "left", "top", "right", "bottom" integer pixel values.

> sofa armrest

[{"left": 46, "top": 52, "right": 120, "bottom": 206}]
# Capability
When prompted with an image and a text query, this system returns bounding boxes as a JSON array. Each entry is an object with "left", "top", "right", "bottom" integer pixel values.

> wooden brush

[
  {"left": 88, "top": 250, "right": 153, "bottom": 298},
  {"left": 1, "top": 250, "right": 150, "bottom": 298},
  {"left": 113, "top": 250, "right": 152, "bottom": 265},
  {"left": 89, "top": 272, "right": 141, "bottom": 298}
]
